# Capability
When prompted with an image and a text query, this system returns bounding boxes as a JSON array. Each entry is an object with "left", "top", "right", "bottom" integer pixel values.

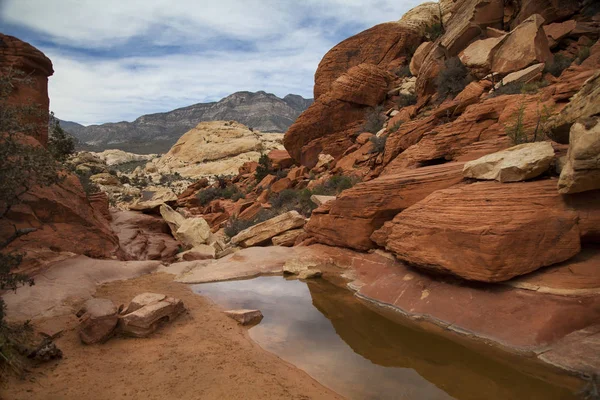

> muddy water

[{"left": 193, "top": 276, "right": 578, "bottom": 400}]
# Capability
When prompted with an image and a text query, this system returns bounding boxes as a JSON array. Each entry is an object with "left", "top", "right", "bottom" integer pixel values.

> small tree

[
  {"left": 254, "top": 153, "right": 272, "bottom": 182},
  {"left": 48, "top": 112, "right": 76, "bottom": 162}
]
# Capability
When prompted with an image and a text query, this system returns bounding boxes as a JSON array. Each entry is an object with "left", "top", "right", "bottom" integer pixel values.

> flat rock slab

[
  {"left": 231, "top": 211, "right": 305, "bottom": 247},
  {"left": 539, "top": 324, "right": 600, "bottom": 375},
  {"left": 119, "top": 296, "right": 184, "bottom": 337},
  {"left": 224, "top": 309, "right": 264, "bottom": 326},
  {"left": 3, "top": 256, "right": 161, "bottom": 321},
  {"left": 175, "top": 246, "right": 308, "bottom": 284}
]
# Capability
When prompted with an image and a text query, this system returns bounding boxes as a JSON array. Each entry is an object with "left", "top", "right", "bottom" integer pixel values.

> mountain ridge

[{"left": 62, "top": 91, "right": 312, "bottom": 154}]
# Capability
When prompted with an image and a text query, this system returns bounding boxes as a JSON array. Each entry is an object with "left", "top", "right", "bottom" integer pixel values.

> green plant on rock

[
  {"left": 360, "top": 105, "right": 385, "bottom": 134},
  {"left": 269, "top": 188, "right": 316, "bottom": 217},
  {"left": 543, "top": 54, "right": 573, "bottom": 77},
  {"left": 436, "top": 57, "right": 470, "bottom": 100},
  {"left": 312, "top": 175, "right": 360, "bottom": 196},
  {"left": 369, "top": 135, "right": 388, "bottom": 154},
  {"left": 254, "top": 153, "right": 272, "bottom": 182},
  {"left": 505, "top": 102, "right": 527, "bottom": 144},
  {"left": 388, "top": 120, "right": 403, "bottom": 133},
  {"left": 47, "top": 112, "right": 76, "bottom": 162},
  {"left": 195, "top": 184, "right": 245, "bottom": 206},
  {"left": 395, "top": 93, "right": 417, "bottom": 108},
  {"left": 425, "top": 22, "right": 444, "bottom": 41}
]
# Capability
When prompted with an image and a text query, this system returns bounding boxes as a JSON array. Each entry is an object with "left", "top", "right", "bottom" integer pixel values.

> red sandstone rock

[
  {"left": 270, "top": 177, "right": 293, "bottom": 194},
  {"left": 267, "top": 149, "right": 294, "bottom": 170},
  {"left": 0, "top": 34, "right": 54, "bottom": 146},
  {"left": 238, "top": 161, "right": 258, "bottom": 175},
  {"left": 372, "top": 180, "right": 584, "bottom": 282},
  {"left": 330, "top": 64, "right": 394, "bottom": 107},
  {"left": 286, "top": 166, "right": 308, "bottom": 181},
  {"left": 306, "top": 163, "right": 465, "bottom": 250},
  {"left": 237, "top": 202, "right": 263, "bottom": 221},
  {"left": 511, "top": 0, "right": 580, "bottom": 29},
  {"left": 88, "top": 192, "right": 112, "bottom": 222},
  {"left": 544, "top": 20, "right": 577, "bottom": 48},
  {"left": 409, "top": 41, "right": 433, "bottom": 76},
  {"left": 257, "top": 174, "right": 277, "bottom": 189},
  {"left": 314, "top": 23, "right": 421, "bottom": 100}
]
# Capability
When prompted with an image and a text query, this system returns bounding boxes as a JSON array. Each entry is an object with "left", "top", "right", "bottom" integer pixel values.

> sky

[{"left": 0, "top": 0, "right": 423, "bottom": 126}]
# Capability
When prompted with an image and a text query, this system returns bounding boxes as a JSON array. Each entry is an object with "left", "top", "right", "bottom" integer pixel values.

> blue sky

[{"left": 1, "top": 0, "right": 423, "bottom": 125}]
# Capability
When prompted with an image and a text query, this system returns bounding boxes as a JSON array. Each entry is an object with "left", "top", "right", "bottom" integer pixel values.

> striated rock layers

[{"left": 152, "top": 121, "right": 284, "bottom": 178}]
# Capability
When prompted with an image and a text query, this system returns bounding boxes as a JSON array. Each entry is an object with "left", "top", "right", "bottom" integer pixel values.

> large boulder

[
  {"left": 92, "top": 149, "right": 157, "bottom": 166},
  {"left": 558, "top": 121, "right": 600, "bottom": 194},
  {"left": 159, "top": 204, "right": 211, "bottom": 249},
  {"left": 491, "top": 14, "right": 553, "bottom": 75},
  {"left": 306, "top": 163, "right": 465, "bottom": 250},
  {"left": 231, "top": 211, "right": 306, "bottom": 247},
  {"left": 463, "top": 142, "right": 555, "bottom": 182},
  {"left": 119, "top": 294, "right": 185, "bottom": 337},
  {"left": 77, "top": 298, "right": 119, "bottom": 345},
  {"left": 372, "top": 180, "right": 582, "bottom": 282},
  {"left": 0, "top": 34, "right": 53, "bottom": 146},
  {"left": 511, "top": 0, "right": 580, "bottom": 29},
  {"left": 409, "top": 41, "right": 433, "bottom": 76},
  {"left": 493, "top": 63, "right": 545, "bottom": 89},
  {"left": 459, "top": 35, "right": 506, "bottom": 76},
  {"left": 284, "top": 64, "right": 394, "bottom": 167}
]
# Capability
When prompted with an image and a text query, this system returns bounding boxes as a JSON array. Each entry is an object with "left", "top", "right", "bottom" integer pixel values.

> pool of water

[{"left": 192, "top": 276, "right": 578, "bottom": 400}]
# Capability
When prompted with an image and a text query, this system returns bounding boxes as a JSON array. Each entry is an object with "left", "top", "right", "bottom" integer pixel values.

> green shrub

[
  {"left": 48, "top": 112, "right": 76, "bottom": 162},
  {"left": 254, "top": 154, "right": 272, "bottom": 182},
  {"left": 75, "top": 170, "right": 100, "bottom": 196},
  {"left": 436, "top": 57, "right": 470, "bottom": 99},
  {"left": 196, "top": 185, "right": 245, "bottom": 206},
  {"left": 425, "top": 22, "right": 444, "bottom": 41},
  {"left": 577, "top": 46, "right": 591, "bottom": 65},
  {"left": 312, "top": 175, "right": 359, "bottom": 196},
  {"left": 369, "top": 135, "right": 387, "bottom": 154},
  {"left": 269, "top": 188, "right": 316, "bottom": 217},
  {"left": 361, "top": 105, "right": 385, "bottom": 134},
  {"left": 544, "top": 54, "right": 573, "bottom": 77},
  {"left": 388, "top": 121, "right": 403, "bottom": 133},
  {"left": 505, "top": 103, "right": 527, "bottom": 144},
  {"left": 396, "top": 93, "right": 417, "bottom": 108},
  {"left": 224, "top": 209, "right": 279, "bottom": 238}
]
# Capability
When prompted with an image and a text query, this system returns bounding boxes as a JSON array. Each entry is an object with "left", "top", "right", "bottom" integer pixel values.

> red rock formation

[
  {"left": 372, "top": 180, "right": 594, "bottom": 282},
  {"left": 306, "top": 162, "right": 465, "bottom": 250},
  {"left": 314, "top": 23, "right": 421, "bottom": 100},
  {"left": 267, "top": 149, "right": 294, "bottom": 170},
  {"left": 0, "top": 34, "right": 54, "bottom": 147}
]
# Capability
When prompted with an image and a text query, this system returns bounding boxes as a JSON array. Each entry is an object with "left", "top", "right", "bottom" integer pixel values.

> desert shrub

[
  {"left": 224, "top": 209, "right": 279, "bottom": 238},
  {"left": 159, "top": 172, "right": 182, "bottom": 185},
  {"left": 425, "top": 22, "right": 444, "bottom": 41},
  {"left": 254, "top": 154, "right": 272, "bottom": 182},
  {"left": 396, "top": 93, "right": 417, "bottom": 108},
  {"left": 48, "top": 112, "right": 75, "bottom": 162},
  {"left": 369, "top": 135, "right": 388, "bottom": 154},
  {"left": 75, "top": 170, "right": 100, "bottom": 195},
  {"left": 544, "top": 54, "right": 573, "bottom": 77},
  {"left": 388, "top": 121, "right": 403, "bottom": 133},
  {"left": 112, "top": 160, "right": 147, "bottom": 173},
  {"left": 577, "top": 46, "right": 591, "bottom": 65},
  {"left": 312, "top": 175, "right": 360, "bottom": 196},
  {"left": 196, "top": 185, "right": 244, "bottom": 206},
  {"left": 275, "top": 169, "right": 288, "bottom": 179},
  {"left": 394, "top": 65, "right": 412, "bottom": 78},
  {"left": 436, "top": 57, "right": 470, "bottom": 99},
  {"left": 269, "top": 188, "right": 316, "bottom": 217},
  {"left": 505, "top": 103, "right": 527, "bottom": 144},
  {"left": 491, "top": 81, "right": 524, "bottom": 96},
  {"left": 361, "top": 105, "right": 385, "bottom": 134}
]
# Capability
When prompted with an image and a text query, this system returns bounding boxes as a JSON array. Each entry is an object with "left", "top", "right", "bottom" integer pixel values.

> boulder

[
  {"left": 331, "top": 63, "right": 394, "bottom": 107},
  {"left": 544, "top": 20, "right": 577, "bottom": 48},
  {"left": 268, "top": 149, "right": 294, "bottom": 170},
  {"left": 313, "top": 23, "right": 421, "bottom": 99},
  {"left": 160, "top": 204, "right": 211, "bottom": 249},
  {"left": 409, "top": 41, "right": 433, "bottom": 76},
  {"left": 77, "top": 298, "right": 119, "bottom": 345},
  {"left": 491, "top": 14, "right": 553, "bottom": 75},
  {"left": 90, "top": 173, "right": 121, "bottom": 186},
  {"left": 462, "top": 142, "right": 555, "bottom": 182},
  {"left": 558, "top": 121, "right": 600, "bottom": 194},
  {"left": 270, "top": 177, "right": 292, "bottom": 194},
  {"left": 310, "top": 195, "right": 336, "bottom": 206},
  {"left": 372, "top": 180, "right": 581, "bottom": 282},
  {"left": 130, "top": 187, "right": 177, "bottom": 211},
  {"left": 546, "top": 72, "right": 600, "bottom": 144},
  {"left": 223, "top": 309, "right": 263, "bottom": 326},
  {"left": 92, "top": 149, "right": 157, "bottom": 166},
  {"left": 231, "top": 211, "right": 306, "bottom": 247},
  {"left": 459, "top": 35, "right": 506, "bottom": 76},
  {"left": 119, "top": 295, "right": 184, "bottom": 337},
  {"left": 159, "top": 204, "right": 186, "bottom": 234},
  {"left": 494, "top": 63, "right": 545, "bottom": 90},
  {"left": 179, "top": 244, "right": 216, "bottom": 261},
  {"left": 124, "top": 293, "right": 167, "bottom": 314},
  {"left": 272, "top": 229, "right": 304, "bottom": 247},
  {"left": 306, "top": 163, "right": 465, "bottom": 250},
  {"left": 257, "top": 174, "right": 277, "bottom": 188},
  {"left": 511, "top": 0, "right": 580, "bottom": 29}
]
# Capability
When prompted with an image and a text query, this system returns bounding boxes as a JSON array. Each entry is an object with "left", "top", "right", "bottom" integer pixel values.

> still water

[{"left": 193, "top": 276, "right": 578, "bottom": 400}]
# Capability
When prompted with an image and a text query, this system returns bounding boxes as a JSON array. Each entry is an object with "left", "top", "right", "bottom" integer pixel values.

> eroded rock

[
  {"left": 119, "top": 295, "right": 184, "bottom": 337},
  {"left": 558, "top": 121, "right": 600, "bottom": 194},
  {"left": 77, "top": 298, "right": 119, "bottom": 344},
  {"left": 231, "top": 211, "right": 306, "bottom": 247},
  {"left": 224, "top": 309, "right": 263, "bottom": 326}
]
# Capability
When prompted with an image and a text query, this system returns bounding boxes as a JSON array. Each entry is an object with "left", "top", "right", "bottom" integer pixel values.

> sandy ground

[{"left": 1, "top": 273, "right": 343, "bottom": 400}]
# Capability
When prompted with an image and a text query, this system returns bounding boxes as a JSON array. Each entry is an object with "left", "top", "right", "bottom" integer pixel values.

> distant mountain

[{"left": 62, "top": 91, "right": 313, "bottom": 154}]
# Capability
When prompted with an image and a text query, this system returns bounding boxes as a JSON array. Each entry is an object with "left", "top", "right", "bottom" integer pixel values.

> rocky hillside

[{"left": 63, "top": 91, "right": 312, "bottom": 154}]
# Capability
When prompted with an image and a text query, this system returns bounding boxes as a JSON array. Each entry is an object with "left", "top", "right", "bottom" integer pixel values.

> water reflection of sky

[{"left": 193, "top": 277, "right": 453, "bottom": 400}]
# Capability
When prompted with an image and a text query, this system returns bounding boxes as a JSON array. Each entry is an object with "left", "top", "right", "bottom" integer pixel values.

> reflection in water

[{"left": 192, "top": 276, "right": 577, "bottom": 400}]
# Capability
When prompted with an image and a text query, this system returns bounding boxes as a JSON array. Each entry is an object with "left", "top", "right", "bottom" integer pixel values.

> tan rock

[
  {"left": 92, "top": 149, "right": 157, "bottom": 166},
  {"left": 298, "top": 269, "right": 322, "bottom": 279},
  {"left": 373, "top": 180, "right": 581, "bottom": 282},
  {"left": 231, "top": 211, "right": 306, "bottom": 247},
  {"left": 223, "top": 309, "right": 263, "bottom": 326},
  {"left": 270, "top": 177, "right": 292, "bottom": 193},
  {"left": 283, "top": 259, "right": 318, "bottom": 275},
  {"left": 160, "top": 204, "right": 186, "bottom": 234},
  {"left": 90, "top": 173, "right": 120, "bottom": 186},
  {"left": 491, "top": 14, "right": 553, "bottom": 75},
  {"left": 272, "top": 229, "right": 304, "bottom": 247},
  {"left": 558, "top": 121, "right": 600, "bottom": 194},
  {"left": 179, "top": 244, "right": 217, "bottom": 261},
  {"left": 459, "top": 35, "right": 506, "bottom": 75},
  {"left": 494, "top": 63, "right": 545, "bottom": 90},
  {"left": 409, "top": 41, "right": 433, "bottom": 76},
  {"left": 463, "top": 142, "right": 555, "bottom": 182},
  {"left": 315, "top": 154, "right": 335, "bottom": 170},
  {"left": 77, "top": 298, "right": 119, "bottom": 345},
  {"left": 175, "top": 218, "right": 212, "bottom": 249},
  {"left": 119, "top": 296, "right": 184, "bottom": 337},
  {"left": 130, "top": 187, "right": 177, "bottom": 211},
  {"left": 124, "top": 293, "right": 167, "bottom": 314},
  {"left": 310, "top": 195, "right": 336, "bottom": 206}
]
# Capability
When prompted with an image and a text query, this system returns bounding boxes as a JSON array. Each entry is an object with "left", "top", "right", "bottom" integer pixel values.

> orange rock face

[
  {"left": 306, "top": 163, "right": 465, "bottom": 250},
  {"left": 372, "top": 180, "right": 586, "bottom": 282},
  {"left": 0, "top": 34, "right": 54, "bottom": 147},
  {"left": 267, "top": 149, "right": 294, "bottom": 170},
  {"left": 314, "top": 23, "right": 420, "bottom": 100}
]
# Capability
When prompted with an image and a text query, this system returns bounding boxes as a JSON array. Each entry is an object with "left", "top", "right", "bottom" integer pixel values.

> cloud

[{"left": 1, "top": 0, "right": 424, "bottom": 125}]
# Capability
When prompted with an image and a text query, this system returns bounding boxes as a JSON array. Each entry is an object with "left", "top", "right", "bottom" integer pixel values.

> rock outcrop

[
  {"left": 231, "top": 211, "right": 306, "bottom": 247},
  {"left": 119, "top": 293, "right": 185, "bottom": 337},
  {"left": 0, "top": 34, "right": 54, "bottom": 146},
  {"left": 153, "top": 121, "right": 284, "bottom": 178},
  {"left": 372, "top": 180, "right": 584, "bottom": 282},
  {"left": 91, "top": 149, "right": 157, "bottom": 166},
  {"left": 558, "top": 120, "right": 600, "bottom": 194}
]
